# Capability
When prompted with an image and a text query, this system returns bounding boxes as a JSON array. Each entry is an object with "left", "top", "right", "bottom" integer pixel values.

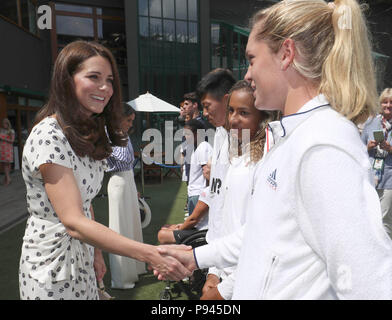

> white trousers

[
  {"left": 108, "top": 170, "right": 146, "bottom": 289},
  {"left": 377, "top": 189, "right": 392, "bottom": 239}
]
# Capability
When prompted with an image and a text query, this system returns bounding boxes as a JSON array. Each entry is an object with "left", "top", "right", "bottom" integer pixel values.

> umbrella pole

[{"left": 140, "top": 147, "right": 145, "bottom": 196}]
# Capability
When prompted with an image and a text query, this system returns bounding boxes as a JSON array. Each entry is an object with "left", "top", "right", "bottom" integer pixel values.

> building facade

[{"left": 0, "top": 0, "right": 390, "bottom": 167}]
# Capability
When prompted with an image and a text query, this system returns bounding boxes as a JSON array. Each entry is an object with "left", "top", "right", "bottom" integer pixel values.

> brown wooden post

[
  {"left": 16, "top": 0, "right": 22, "bottom": 27},
  {"left": 50, "top": 2, "right": 58, "bottom": 63},
  {"left": 16, "top": 108, "right": 23, "bottom": 167}
]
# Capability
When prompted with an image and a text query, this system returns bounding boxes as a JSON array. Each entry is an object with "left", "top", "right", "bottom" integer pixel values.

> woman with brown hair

[
  {"left": 19, "top": 40, "right": 190, "bottom": 300},
  {"left": 0, "top": 118, "right": 15, "bottom": 185}
]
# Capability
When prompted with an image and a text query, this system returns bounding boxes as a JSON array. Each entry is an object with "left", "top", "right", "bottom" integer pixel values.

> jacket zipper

[{"left": 261, "top": 255, "right": 279, "bottom": 299}]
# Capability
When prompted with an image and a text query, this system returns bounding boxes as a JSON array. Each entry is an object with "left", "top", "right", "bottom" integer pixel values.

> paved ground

[{"left": 0, "top": 171, "right": 28, "bottom": 234}]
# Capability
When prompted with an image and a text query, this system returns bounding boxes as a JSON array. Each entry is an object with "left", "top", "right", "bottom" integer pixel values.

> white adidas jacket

[{"left": 195, "top": 95, "right": 392, "bottom": 299}]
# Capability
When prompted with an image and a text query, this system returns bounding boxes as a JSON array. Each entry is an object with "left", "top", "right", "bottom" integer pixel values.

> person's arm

[
  {"left": 156, "top": 225, "right": 245, "bottom": 280},
  {"left": 89, "top": 205, "right": 107, "bottom": 282},
  {"left": 202, "top": 161, "right": 211, "bottom": 182},
  {"left": 379, "top": 140, "right": 392, "bottom": 153},
  {"left": 360, "top": 121, "right": 378, "bottom": 153},
  {"left": 367, "top": 139, "right": 378, "bottom": 152},
  {"left": 216, "top": 271, "right": 236, "bottom": 300},
  {"left": 110, "top": 145, "right": 132, "bottom": 164},
  {"left": 201, "top": 273, "right": 224, "bottom": 300},
  {"left": 297, "top": 145, "right": 392, "bottom": 299},
  {"left": 40, "top": 163, "right": 191, "bottom": 281},
  {"left": 180, "top": 200, "right": 209, "bottom": 230}
]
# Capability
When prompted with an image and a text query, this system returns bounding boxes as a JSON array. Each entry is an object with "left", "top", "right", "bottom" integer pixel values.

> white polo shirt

[
  {"left": 205, "top": 126, "right": 230, "bottom": 243},
  {"left": 187, "top": 141, "right": 213, "bottom": 197}
]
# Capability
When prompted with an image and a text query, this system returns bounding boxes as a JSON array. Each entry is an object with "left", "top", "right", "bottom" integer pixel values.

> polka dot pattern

[{"left": 19, "top": 117, "right": 107, "bottom": 300}]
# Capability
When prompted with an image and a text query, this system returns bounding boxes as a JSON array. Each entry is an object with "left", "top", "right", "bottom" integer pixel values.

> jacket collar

[{"left": 268, "top": 94, "right": 331, "bottom": 145}]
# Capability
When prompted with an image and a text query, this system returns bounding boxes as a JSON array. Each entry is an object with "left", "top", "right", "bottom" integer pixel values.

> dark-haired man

[
  {"left": 183, "top": 92, "right": 214, "bottom": 130},
  {"left": 194, "top": 68, "right": 236, "bottom": 300},
  {"left": 158, "top": 69, "right": 235, "bottom": 300}
]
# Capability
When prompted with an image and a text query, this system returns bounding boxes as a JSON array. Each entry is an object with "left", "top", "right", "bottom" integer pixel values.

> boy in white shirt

[{"left": 158, "top": 119, "right": 212, "bottom": 244}]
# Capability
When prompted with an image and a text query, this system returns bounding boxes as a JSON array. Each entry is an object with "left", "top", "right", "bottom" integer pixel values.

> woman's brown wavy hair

[{"left": 35, "top": 40, "right": 127, "bottom": 160}]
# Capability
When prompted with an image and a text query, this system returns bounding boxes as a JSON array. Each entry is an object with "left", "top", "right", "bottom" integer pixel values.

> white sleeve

[
  {"left": 197, "top": 142, "right": 212, "bottom": 166},
  {"left": 198, "top": 186, "right": 210, "bottom": 206},
  {"left": 207, "top": 267, "right": 222, "bottom": 278},
  {"left": 217, "top": 272, "right": 235, "bottom": 300},
  {"left": 194, "top": 225, "right": 244, "bottom": 270},
  {"left": 297, "top": 145, "right": 392, "bottom": 299}
]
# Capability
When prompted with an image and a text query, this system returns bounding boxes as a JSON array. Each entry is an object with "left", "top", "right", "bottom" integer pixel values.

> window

[
  {"left": 188, "top": 0, "right": 198, "bottom": 21},
  {"left": 52, "top": 3, "right": 127, "bottom": 88},
  {"left": 150, "top": 18, "right": 163, "bottom": 41},
  {"left": 163, "top": 19, "right": 175, "bottom": 42},
  {"left": 162, "top": 0, "right": 174, "bottom": 19},
  {"left": 138, "top": 0, "right": 198, "bottom": 44},
  {"left": 0, "top": 0, "right": 38, "bottom": 35},
  {"left": 149, "top": 0, "right": 162, "bottom": 18},
  {"left": 56, "top": 16, "right": 94, "bottom": 38},
  {"left": 211, "top": 21, "right": 250, "bottom": 80},
  {"left": 54, "top": 3, "right": 93, "bottom": 14},
  {"left": 137, "top": 0, "right": 201, "bottom": 109}
]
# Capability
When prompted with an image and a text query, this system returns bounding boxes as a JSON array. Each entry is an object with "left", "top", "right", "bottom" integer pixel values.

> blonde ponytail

[
  {"left": 320, "top": 0, "right": 379, "bottom": 124},
  {"left": 250, "top": 0, "right": 379, "bottom": 125}
]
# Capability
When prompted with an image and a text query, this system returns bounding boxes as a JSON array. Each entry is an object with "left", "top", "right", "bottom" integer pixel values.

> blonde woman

[
  {"left": 361, "top": 88, "right": 392, "bottom": 237},
  {"left": 0, "top": 118, "right": 15, "bottom": 185},
  {"left": 156, "top": 0, "right": 392, "bottom": 299}
]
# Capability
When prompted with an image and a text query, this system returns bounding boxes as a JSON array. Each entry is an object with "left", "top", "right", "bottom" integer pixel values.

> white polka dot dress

[{"left": 19, "top": 117, "right": 106, "bottom": 300}]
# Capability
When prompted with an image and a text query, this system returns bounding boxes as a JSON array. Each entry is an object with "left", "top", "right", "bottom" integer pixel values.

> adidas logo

[{"left": 267, "top": 169, "right": 278, "bottom": 190}]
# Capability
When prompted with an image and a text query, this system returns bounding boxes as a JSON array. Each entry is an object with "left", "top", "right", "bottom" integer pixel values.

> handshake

[{"left": 147, "top": 244, "right": 199, "bottom": 281}]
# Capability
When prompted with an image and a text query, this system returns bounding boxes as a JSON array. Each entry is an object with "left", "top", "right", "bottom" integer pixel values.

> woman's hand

[
  {"left": 367, "top": 140, "right": 378, "bottom": 151},
  {"left": 153, "top": 245, "right": 197, "bottom": 281},
  {"left": 147, "top": 245, "right": 193, "bottom": 281},
  {"left": 379, "top": 140, "right": 392, "bottom": 153},
  {"left": 94, "top": 248, "right": 107, "bottom": 282}
]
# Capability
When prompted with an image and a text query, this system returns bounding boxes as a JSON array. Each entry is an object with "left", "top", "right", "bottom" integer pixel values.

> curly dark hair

[
  {"left": 226, "top": 80, "right": 280, "bottom": 163},
  {"left": 35, "top": 40, "right": 127, "bottom": 160}
]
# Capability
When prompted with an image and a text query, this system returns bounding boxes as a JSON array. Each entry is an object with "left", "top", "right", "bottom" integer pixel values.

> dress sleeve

[
  {"left": 25, "top": 122, "right": 73, "bottom": 178},
  {"left": 109, "top": 145, "right": 132, "bottom": 164}
]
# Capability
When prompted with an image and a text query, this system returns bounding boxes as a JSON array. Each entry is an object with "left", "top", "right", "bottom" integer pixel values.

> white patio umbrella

[
  {"left": 126, "top": 92, "right": 180, "bottom": 113},
  {"left": 127, "top": 92, "right": 180, "bottom": 197}
]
